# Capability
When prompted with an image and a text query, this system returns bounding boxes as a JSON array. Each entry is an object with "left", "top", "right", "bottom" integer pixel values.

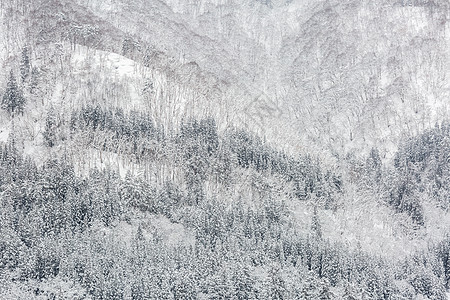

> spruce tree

[
  {"left": 20, "top": 46, "right": 30, "bottom": 82},
  {"left": 311, "top": 206, "right": 322, "bottom": 239},
  {"left": 43, "top": 108, "right": 58, "bottom": 147},
  {"left": 267, "top": 264, "right": 286, "bottom": 300},
  {"left": 2, "top": 71, "right": 25, "bottom": 116},
  {"left": 301, "top": 271, "right": 319, "bottom": 300},
  {"left": 232, "top": 263, "right": 254, "bottom": 299}
]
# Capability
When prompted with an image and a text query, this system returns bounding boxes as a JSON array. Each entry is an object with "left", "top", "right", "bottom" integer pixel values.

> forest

[{"left": 0, "top": 108, "right": 449, "bottom": 298}]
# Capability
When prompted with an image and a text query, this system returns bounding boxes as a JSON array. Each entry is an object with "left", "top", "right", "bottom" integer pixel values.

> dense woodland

[{"left": 0, "top": 108, "right": 449, "bottom": 298}]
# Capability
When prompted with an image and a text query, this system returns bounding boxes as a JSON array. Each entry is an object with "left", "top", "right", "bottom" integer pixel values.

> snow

[
  {"left": 90, "top": 214, "right": 194, "bottom": 248},
  {"left": 0, "top": 122, "right": 10, "bottom": 143},
  {"left": 0, "top": 1, "right": 448, "bottom": 298},
  {"left": 72, "top": 47, "right": 137, "bottom": 78},
  {"left": 71, "top": 45, "right": 149, "bottom": 111},
  {"left": 49, "top": 82, "right": 64, "bottom": 105}
]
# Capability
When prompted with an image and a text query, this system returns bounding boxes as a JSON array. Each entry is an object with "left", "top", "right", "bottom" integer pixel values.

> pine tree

[
  {"left": 311, "top": 206, "right": 322, "bottom": 239},
  {"left": 365, "top": 269, "right": 382, "bottom": 300},
  {"left": 29, "top": 67, "right": 39, "bottom": 94},
  {"left": 365, "top": 147, "right": 382, "bottom": 186},
  {"left": 131, "top": 225, "right": 147, "bottom": 272},
  {"left": 267, "top": 264, "right": 286, "bottom": 300},
  {"left": 317, "top": 278, "right": 333, "bottom": 300},
  {"left": 130, "top": 278, "right": 148, "bottom": 300},
  {"left": 43, "top": 107, "right": 58, "bottom": 147},
  {"left": 20, "top": 46, "right": 30, "bottom": 82},
  {"left": 301, "top": 271, "right": 319, "bottom": 300},
  {"left": 2, "top": 71, "right": 25, "bottom": 116},
  {"left": 172, "top": 270, "right": 197, "bottom": 300},
  {"left": 207, "top": 269, "right": 232, "bottom": 299},
  {"left": 232, "top": 263, "right": 255, "bottom": 299},
  {"left": 342, "top": 282, "right": 360, "bottom": 300}
]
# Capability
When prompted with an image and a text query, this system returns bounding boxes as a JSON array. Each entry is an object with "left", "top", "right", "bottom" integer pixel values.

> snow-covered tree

[
  {"left": 2, "top": 71, "right": 25, "bottom": 116},
  {"left": 20, "top": 46, "right": 31, "bottom": 82}
]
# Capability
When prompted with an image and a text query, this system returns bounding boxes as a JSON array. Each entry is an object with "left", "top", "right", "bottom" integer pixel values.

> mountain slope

[{"left": 0, "top": 0, "right": 449, "bottom": 298}]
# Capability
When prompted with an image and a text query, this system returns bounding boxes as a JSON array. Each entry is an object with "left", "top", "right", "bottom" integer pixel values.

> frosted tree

[
  {"left": 20, "top": 46, "right": 31, "bottom": 82},
  {"left": 311, "top": 206, "right": 322, "bottom": 240},
  {"left": 300, "top": 271, "right": 319, "bottom": 300},
  {"left": 365, "top": 147, "right": 382, "bottom": 186},
  {"left": 2, "top": 71, "right": 25, "bottom": 116},
  {"left": 342, "top": 282, "right": 360, "bottom": 300},
  {"left": 317, "top": 278, "right": 333, "bottom": 300},
  {"left": 232, "top": 263, "right": 255, "bottom": 299},
  {"left": 266, "top": 264, "right": 287, "bottom": 300},
  {"left": 43, "top": 107, "right": 58, "bottom": 147}
]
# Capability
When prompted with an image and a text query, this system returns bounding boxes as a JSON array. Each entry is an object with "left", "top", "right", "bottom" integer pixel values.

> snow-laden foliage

[
  {"left": 0, "top": 137, "right": 448, "bottom": 298},
  {"left": 0, "top": 117, "right": 449, "bottom": 298},
  {"left": 0, "top": 0, "right": 449, "bottom": 298}
]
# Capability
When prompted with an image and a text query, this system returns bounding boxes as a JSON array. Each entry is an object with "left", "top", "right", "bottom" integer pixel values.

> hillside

[{"left": 0, "top": 0, "right": 449, "bottom": 299}]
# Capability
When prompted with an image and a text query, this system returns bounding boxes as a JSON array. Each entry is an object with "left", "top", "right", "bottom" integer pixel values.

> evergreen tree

[
  {"left": 267, "top": 264, "right": 286, "bottom": 300},
  {"left": 365, "top": 147, "right": 382, "bottom": 185},
  {"left": 232, "top": 263, "right": 255, "bottom": 299},
  {"left": 43, "top": 107, "right": 58, "bottom": 147},
  {"left": 207, "top": 269, "right": 233, "bottom": 299},
  {"left": 2, "top": 71, "right": 25, "bottom": 116},
  {"left": 342, "top": 282, "right": 360, "bottom": 300},
  {"left": 29, "top": 67, "right": 40, "bottom": 95},
  {"left": 172, "top": 270, "right": 197, "bottom": 300},
  {"left": 20, "top": 46, "right": 31, "bottom": 82},
  {"left": 301, "top": 271, "right": 319, "bottom": 300},
  {"left": 317, "top": 278, "right": 333, "bottom": 300},
  {"left": 311, "top": 206, "right": 322, "bottom": 239}
]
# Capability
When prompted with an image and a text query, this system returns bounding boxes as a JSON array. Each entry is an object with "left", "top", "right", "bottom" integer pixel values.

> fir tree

[
  {"left": 267, "top": 264, "right": 286, "bottom": 300},
  {"left": 20, "top": 46, "right": 31, "bottom": 82},
  {"left": 232, "top": 263, "right": 255, "bottom": 299},
  {"left": 43, "top": 107, "right": 58, "bottom": 147},
  {"left": 2, "top": 71, "right": 25, "bottom": 116},
  {"left": 301, "top": 271, "right": 319, "bottom": 300},
  {"left": 317, "top": 278, "right": 333, "bottom": 300},
  {"left": 311, "top": 206, "right": 322, "bottom": 239}
]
